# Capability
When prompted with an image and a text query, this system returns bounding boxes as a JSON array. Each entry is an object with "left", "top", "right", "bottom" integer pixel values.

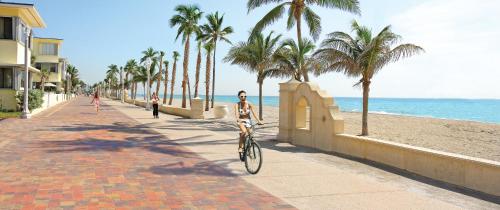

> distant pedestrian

[
  {"left": 91, "top": 91, "right": 100, "bottom": 113},
  {"left": 152, "top": 92, "right": 159, "bottom": 118}
]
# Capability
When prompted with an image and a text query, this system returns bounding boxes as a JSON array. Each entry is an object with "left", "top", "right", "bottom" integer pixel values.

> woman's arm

[{"left": 249, "top": 104, "right": 262, "bottom": 124}]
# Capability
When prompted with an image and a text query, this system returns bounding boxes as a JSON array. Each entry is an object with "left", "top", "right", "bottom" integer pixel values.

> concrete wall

[
  {"left": 277, "top": 80, "right": 500, "bottom": 197},
  {"left": 31, "top": 93, "right": 74, "bottom": 115},
  {"left": 124, "top": 98, "right": 204, "bottom": 119},
  {"left": 334, "top": 134, "right": 500, "bottom": 196},
  {"left": 0, "top": 89, "right": 17, "bottom": 111}
]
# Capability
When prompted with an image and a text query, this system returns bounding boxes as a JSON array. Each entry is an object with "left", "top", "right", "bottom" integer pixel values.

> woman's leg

[
  {"left": 154, "top": 104, "right": 159, "bottom": 117},
  {"left": 238, "top": 123, "right": 247, "bottom": 151}
]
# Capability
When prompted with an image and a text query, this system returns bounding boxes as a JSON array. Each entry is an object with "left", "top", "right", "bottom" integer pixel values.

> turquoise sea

[{"left": 136, "top": 94, "right": 500, "bottom": 124}]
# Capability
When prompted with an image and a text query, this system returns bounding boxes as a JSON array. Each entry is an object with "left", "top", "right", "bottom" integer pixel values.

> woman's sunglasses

[{"left": 240, "top": 96, "right": 247, "bottom": 98}]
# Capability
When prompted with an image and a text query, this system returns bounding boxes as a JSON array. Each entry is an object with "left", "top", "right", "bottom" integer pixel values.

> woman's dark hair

[
  {"left": 238, "top": 90, "right": 246, "bottom": 96},
  {"left": 94, "top": 91, "right": 99, "bottom": 98}
]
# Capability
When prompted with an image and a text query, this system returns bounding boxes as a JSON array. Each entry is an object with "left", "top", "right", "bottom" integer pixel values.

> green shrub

[{"left": 16, "top": 89, "right": 44, "bottom": 111}]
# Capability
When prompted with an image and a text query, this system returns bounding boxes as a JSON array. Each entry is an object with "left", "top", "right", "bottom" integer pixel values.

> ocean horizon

[{"left": 134, "top": 94, "right": 500, "bottom": 124}]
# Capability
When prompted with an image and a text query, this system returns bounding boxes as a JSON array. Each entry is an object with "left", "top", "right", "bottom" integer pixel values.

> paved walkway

[
  {"left": 104, "top": 98, "right": 499, "bottom": 210},
  {"left": 0, "top": 97, "right": 293, "bottom": 209},
  {"left": 0, "top": 97, "right": 498, "bottom": 210}
]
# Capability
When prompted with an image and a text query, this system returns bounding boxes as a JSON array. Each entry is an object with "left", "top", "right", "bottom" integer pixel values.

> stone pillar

[
  {"left": 190, "top": 98, "right": 204, "bottom": 119},
  {"left": 277, "top": 79, "right": 300, "bottom": 142}
]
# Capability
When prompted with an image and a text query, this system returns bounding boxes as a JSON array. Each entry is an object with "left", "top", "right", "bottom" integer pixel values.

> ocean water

[{"left": 136, "top": 94, "right": 500, "bottom": 124}]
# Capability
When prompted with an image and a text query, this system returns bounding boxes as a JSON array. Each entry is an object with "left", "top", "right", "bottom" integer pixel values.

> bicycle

[{"left": 239, "top": 122, "right": 263, "bottom": 174}]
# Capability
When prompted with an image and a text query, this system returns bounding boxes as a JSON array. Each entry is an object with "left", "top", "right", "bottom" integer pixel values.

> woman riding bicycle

[{"left": 234, "top": 90, "right": 263, "bottom": 153}]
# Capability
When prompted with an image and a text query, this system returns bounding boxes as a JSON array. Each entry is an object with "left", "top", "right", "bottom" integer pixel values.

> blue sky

[{"left": 12, "top": 0, "right": 500, "bottom": 99}]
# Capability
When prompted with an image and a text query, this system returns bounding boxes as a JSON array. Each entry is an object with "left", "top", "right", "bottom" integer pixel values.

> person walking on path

[
  {"left": 90, "top": 91, "right": 100, "bottom": 113},
  {"left": 152, "top": 92, "right": 160, "bottom": 118}
]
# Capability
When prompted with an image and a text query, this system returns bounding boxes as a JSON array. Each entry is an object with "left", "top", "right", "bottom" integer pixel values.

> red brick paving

[{"left": 0, "top": 97, "right": 295, "bottom": 209}]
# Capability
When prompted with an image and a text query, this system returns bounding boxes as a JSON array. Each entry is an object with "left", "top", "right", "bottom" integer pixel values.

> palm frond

[{"left": 303, "top": 7, "right": 321, "bottom": 41}]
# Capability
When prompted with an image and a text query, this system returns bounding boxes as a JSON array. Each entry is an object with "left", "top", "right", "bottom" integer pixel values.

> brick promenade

[{"left": 0, "top": 97, "right": 295, "bottom": 209}]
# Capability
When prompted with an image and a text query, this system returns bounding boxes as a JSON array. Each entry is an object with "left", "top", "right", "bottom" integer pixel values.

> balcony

[{"left": 0, "top": 39, "right": 31, "bottom": 65}]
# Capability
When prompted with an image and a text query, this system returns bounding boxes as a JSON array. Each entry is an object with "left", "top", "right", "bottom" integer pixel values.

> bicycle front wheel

[{"left": 244, "top": 141, "right": 263, "bottom": 174}]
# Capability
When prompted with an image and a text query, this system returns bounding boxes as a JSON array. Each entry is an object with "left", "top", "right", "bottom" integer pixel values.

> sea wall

[
  {"left": 124, "top": 98, "right": 204, "bottom": 119},
  {"left": 277, "top": 80, "right": 500, "bottom": 197}
]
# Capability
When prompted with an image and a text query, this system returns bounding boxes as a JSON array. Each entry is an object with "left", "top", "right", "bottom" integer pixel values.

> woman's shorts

[{"left": 240, "top": 119, "right": 252, "bottom": 128}]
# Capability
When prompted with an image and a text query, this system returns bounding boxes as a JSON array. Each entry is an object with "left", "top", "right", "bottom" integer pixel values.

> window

[
  {"left": 39, "top": 43, "right": 58, "bottom": 55},
  {"left": 296, "top": 97, "right": 311, "bottom": 130},
  {"left": 35, "top": 63, "right": 58, "bottom": 73},
  {"left": 0, "top": 68, "right": 13, "bottom": 89},
  {"left": 0, "top": 17, "right": 13, "bottom": 40}
]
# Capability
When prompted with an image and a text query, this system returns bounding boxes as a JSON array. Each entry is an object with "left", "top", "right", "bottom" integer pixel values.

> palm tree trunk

[
  {"left": 163, "top": 63, "right": 169, "bottom": 104},
  {"left": 258, "top": 80, "right": 263, "bottom": 121},
  {"left": 187, "top": 72, "right": 192, "bottom": 107},
  {"left": 143, "top": 83, "right": 146, "bottom": 100},
  {"left": 194, "top": 46, "right": 201, "bottom": 98},
  {"left": 156, "top": 57, "right": 163, "bottom": 96},
  {"left": 361, "top": 80, "right": 370, "bottom": 136},
  {"left": 295, "top": 14, "right": 310, "bottom": 82},
  {"left": 169, "top": 61, "right": 177, "bottom": 105},
  {"left": 205, "top": 50, "right": 211, "bottom": 111},
  {"left": 181, "top": 36, "right": 190, "bottom": 108},
  {"left": 210, "top": 41, "right": 218, "bottom": 108}
]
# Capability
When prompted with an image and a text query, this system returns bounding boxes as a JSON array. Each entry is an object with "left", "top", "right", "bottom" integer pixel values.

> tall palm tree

[
  {"left": 313, "top": 20, "right": 424, "bottom": 135},
  {"left": 273, "top": 38, "right": 315, "bottom": 81},
  {"left": 170, "top": 4, "right": 203, "bottom": 108},
  {"left": 200, "top": 12, "right": 234, "bottom": 108},
  {"left": 203, "top": 42, "right": 214, "bottom": 111},
  {"left": 162, "top": 60, "right": 170, "bottom": 104},
  {"left": 168, "top": 51, "right": 180, "bottom": 105},
  {"left": 156, "top": 51, "right": 165, "bottom": 96},
  {"left": 247, "top": 0, "right": 360, "bottom": 45},
  {"left": 224, "top": 31, "right": 284, "bottom": 120},
  {"left": 194, "top": 39, "right": 202, "bottom": 98}
]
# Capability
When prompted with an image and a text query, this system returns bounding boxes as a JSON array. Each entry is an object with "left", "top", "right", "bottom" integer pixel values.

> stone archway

[{"left": 278, "top": 80, "right": 344, "bottom": 151}]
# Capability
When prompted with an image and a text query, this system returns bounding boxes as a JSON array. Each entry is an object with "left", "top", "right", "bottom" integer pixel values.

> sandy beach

[{"left": 174, "top": 100, "right": 499, "bottom": 162}]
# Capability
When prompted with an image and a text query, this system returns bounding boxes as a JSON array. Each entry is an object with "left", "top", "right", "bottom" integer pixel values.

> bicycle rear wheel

[{"left": 244, "top": 141, "right": 262, "bottom": 174}]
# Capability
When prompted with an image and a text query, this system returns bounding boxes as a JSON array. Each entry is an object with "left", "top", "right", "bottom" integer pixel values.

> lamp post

[
  {"left": 20, "top": 28, "right": 31, "bottom": 119},
  {"left": 120, "top": 67, "right": 124, "bottom": 103},
  {"left": 145, "top": 58, "right": 152, "bottom": 111}
]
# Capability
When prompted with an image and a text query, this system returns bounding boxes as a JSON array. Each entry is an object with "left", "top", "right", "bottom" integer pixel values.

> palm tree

[
  {"left": 224, "top": 31, "right": 283, "bottom": 120},
  {"left": 247, "top": 0, "right": 360, "bottom": 45},
  {"left": 162, "top": 60, "right": 170, "bottom": 104},
  {"left": 200, "top": 12, "right": 234, "bottom": 108},
  {"left": 156, "top": 51, "right": 165, "bottom": 96},
  {"left": 132, "top": 66, "right": 148, "bottom": 100},
  {"left": 141, "top": 47, "right": 158, "bottom": 98},
  {"left": 39, "top": 68, "right": 50, "bottom": 93},
  {"left": 124, "top": 59, "right": 138, "bottom": 98},
  {"left": 170, "top": 4, "right": 203, "bottom": 108},
  {"left": 313, "top": 20, "right": 424, "bottom": 135},
  {"left": 106, "top": 64, "right": 119, "bottom": 97},
  {"left": 273, "top": 38, "right": 316, "bottom": 81},
  {"left": 194, "top": 39, "right": 202, "bottom": 98},
  {"left": 203, "top": 42, "right": 214, "bottom": 111},
  {"left": 168, "top": 51, "right": 180, "bottom": 105},
  {"left": 66, "top": 65, "right": 78, "bottom": 94}
]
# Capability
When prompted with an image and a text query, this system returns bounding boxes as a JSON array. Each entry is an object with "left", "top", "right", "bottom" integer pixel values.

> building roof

[
  {"left": 34, "top": 37, "right": 64, "bottom": 41},
  {"left": 0, "top": 1, "right": 46, "bottom": 28}
]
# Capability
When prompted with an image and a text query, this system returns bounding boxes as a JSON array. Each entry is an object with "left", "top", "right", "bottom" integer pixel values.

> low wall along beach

[{"left": 277, "top": 80, "right": 500, "bottom": 197}]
